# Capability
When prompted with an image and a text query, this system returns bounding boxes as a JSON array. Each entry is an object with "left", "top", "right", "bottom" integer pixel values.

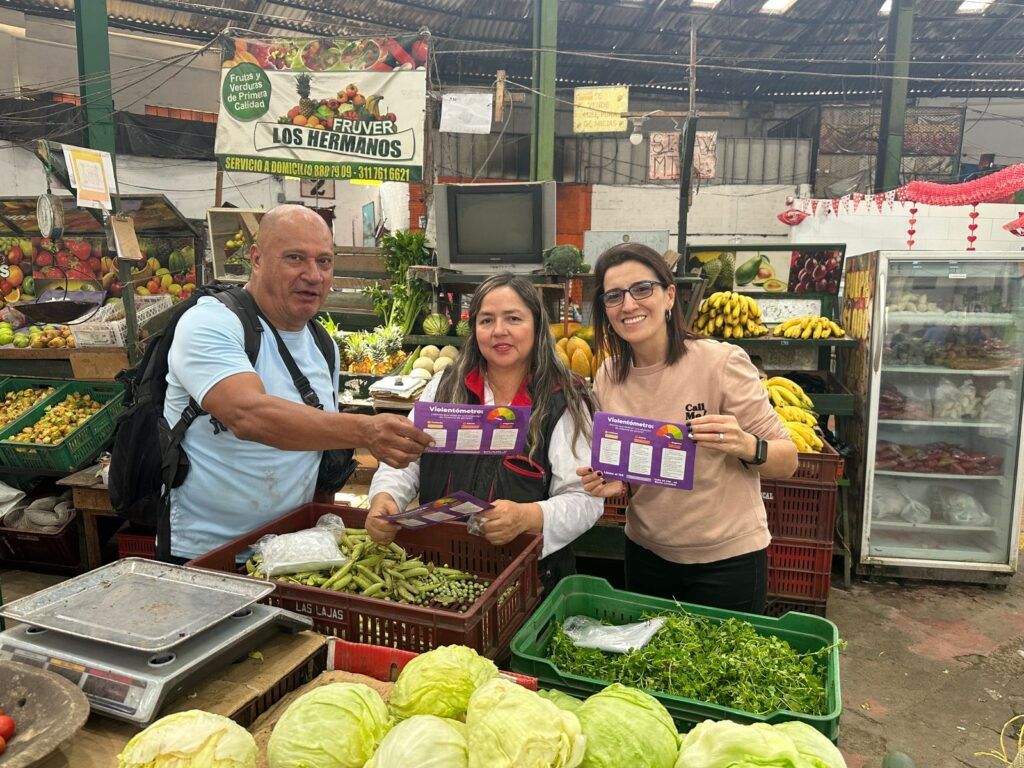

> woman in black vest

[{"left": 366, "top": 272, "right": 601, "bottom": 593}]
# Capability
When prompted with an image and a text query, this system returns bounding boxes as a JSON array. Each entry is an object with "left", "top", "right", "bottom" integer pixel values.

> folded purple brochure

[
  {"left": 590, "top": 411, "right": 696, "bottom": 490},
  {"left": 413, "top": 402, "right": 531, "bottom": 455},
  {"left": 378, "top": 491, "right": 494, "bottom": 529}
]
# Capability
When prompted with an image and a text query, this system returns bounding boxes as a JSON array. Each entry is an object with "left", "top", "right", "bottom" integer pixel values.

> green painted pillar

[
  {"left": 875, "top": 0, "right": 915, "bottom": 192},
  {"left": 74, "top": 0, "right": 139, "bottom": 362},
  {"left": 530, "top": 0, "right": 557, "bottom": 182},
  {"left": 74, "top": 0, "right": 116, "bottom": 156}
]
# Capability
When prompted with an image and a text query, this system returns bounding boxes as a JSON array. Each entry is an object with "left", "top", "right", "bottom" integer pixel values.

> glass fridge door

[{"left": 866, "top": 257, "right": 1024, "bottom": 566}]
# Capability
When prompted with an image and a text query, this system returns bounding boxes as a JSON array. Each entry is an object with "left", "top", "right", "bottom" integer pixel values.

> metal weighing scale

[{"left": 0, "top": 558, "right": 312, "bottom": 725}]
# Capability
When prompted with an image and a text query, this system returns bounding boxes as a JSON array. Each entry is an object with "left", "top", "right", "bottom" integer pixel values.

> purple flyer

[
  {"left": 378, "top": 491, "right": 494, "bottom": 529},
  {"left": 590, "top": 411, "right": 696, "bottom": 490},
  {"left": 413, "top": 402, "right": 531, "bottom": 455}
]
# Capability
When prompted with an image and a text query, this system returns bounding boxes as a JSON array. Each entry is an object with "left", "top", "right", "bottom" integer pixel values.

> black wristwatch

[{"left": 741, "top": 436, "right": 769, "bottom": 467}]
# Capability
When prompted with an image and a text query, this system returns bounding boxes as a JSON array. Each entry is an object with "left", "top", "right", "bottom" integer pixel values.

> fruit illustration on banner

[{"left": 788, "top": 249, "right": 842, "bottom": 294}]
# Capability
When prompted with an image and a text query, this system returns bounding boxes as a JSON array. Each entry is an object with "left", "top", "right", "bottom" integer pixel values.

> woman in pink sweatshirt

[{"left": 577, "top": 242, "right": 798, "bottom": 613}]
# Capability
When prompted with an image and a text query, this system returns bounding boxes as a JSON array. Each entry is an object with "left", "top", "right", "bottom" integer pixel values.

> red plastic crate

[
  {"left": 116, "top": 527, "right": 157, "bottom": 559},
  {"left": 792, "top": 441, "right": 844, "bottom": 484},
  {"left": 188, "top": 503, "right": 543, "bottom": 659},
  {"left": 767, "top": 538, "right": 833, "bottom": 601},
  {"left": 0, "top": 511, "right": 80, "bottom": 570},
  {"left": 761, "top": 479, "right": 837, "bottom": 544},
  {"left": 600, "top": 489, "right": 629, "bottom": 524},
  {"left": 764, "top": 595, "right": 828, "bottom": 618},
  {"left": 328, "top": 638, "right": 538, "bottom": 691}
]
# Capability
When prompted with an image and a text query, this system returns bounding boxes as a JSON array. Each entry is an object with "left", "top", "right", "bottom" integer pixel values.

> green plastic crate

[
  {"left": 0, "top": 378, "right": 70, "bottom": 432},
  {"left": 0, "top": 381, "right": 125, "bottom": 472},
  {"left": 509, "top": 575, "right": 842, "bottom": 741}
]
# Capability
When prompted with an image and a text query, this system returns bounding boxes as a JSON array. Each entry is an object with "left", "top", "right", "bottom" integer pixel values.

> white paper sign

[{"left": 440, "top": 92, "right": 494, "bottom": 134}]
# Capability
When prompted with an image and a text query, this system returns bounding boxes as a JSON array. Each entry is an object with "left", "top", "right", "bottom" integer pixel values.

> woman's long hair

[
  {"left": 436, "top": 273, "right": 594, "bottom": 456},
  {"left": 592, "top": 242, "right": 700, "bottom": 384}
]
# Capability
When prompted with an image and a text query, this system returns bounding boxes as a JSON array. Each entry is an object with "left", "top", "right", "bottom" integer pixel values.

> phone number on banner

[{"left": 218, "top": 155, "right": 418, "bottom": 182}]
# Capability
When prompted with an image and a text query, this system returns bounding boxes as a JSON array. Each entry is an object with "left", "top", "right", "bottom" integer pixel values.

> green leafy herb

[
  {"left": 364, "top": 229, "right": 433, "bottom": 336},
  {"left": 547, "top": 612, "right": 839, "bottom": 717}
]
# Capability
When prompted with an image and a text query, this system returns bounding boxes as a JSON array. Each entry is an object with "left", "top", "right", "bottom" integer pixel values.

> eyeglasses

[{"left": 600, "top": 280, "right": 667, "bottom": 307}]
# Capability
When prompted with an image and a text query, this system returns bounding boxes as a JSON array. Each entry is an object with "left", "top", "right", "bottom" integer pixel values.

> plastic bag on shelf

[
  {"left": 928, "top": 486, "right": 992, "bottom": 527},
  {"left": 561, "top": 615, "right": 666, "bottom": 654},
  {"left": 981, "top": 382, "right": 1017, "bottom": 426},
  {"left": 894, "top": 482, "right": 931, "bottom": 524},
  {"left": 253, "top": 527, "right": 347, "bottom": 576},
  {"left": 933, "top": 378, "right": 964, "bottom": 419},
  {"left": 872, "top": 479, "right": 904, "bottom": 520}
]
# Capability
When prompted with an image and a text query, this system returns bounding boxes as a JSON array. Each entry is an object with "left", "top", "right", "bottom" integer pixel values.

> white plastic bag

[
  {"left": 253, "top": 527, "right": 347, "bottom": 576},
  {"left": 872, "top": 480, "right": 903, "bottom": 521},
  {"left": 561, "top": 615, "right": 666, "bottom": 654},
  {"left": 929, "top": 486, "right": 991, "bottom": 527}
]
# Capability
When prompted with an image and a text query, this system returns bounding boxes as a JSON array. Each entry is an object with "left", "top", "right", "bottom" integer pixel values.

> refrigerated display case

[{"left": 843, "top": 252, "right": 1024, "bottom": 581}]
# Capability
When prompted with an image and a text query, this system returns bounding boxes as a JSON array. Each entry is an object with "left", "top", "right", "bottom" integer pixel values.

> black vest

[{"left": 419, "top": 373, "right": 568, "bottom": 508}]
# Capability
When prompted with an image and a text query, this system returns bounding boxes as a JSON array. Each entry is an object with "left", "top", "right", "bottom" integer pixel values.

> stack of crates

[{"left": 762, "top": 442, "right": 843, "bottom": 617}]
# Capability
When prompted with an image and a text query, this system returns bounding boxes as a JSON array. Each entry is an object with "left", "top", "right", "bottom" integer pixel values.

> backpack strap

[{"left": 213, "top": 287, "right": 263, "bottom": 367}]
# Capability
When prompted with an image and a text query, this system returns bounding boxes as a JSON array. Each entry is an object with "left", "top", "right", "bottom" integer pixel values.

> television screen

[{"left": 454, "top": 191, "right": 536, "bottom": 257}]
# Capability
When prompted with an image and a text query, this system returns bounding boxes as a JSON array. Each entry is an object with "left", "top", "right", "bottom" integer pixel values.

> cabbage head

[
  {"left": 675, "top": 720, "right": 801, "bottom": 768},
  {"left": 538, "top": 689, "right": 584, "bottom": 713},
  {"left": 388, "top": 644, "right": 498, "bottom": 721},
  {"left": 466, "top": 677, "right": 586, "bottom": 768},
  {"left": 364, "top": 715, "right": 468, "bottom": 768},
  {"left": 267, "top": 682, "right": 390, "bottom": 768},
  {"left": 773, "top": 722, "right": 846, "bottom": 768},
  {"left": 576, "top": 684, "right": 679, "bottom": 768},
  {"left": 117, "top": 710, "right": 256, "bottom": 768}
]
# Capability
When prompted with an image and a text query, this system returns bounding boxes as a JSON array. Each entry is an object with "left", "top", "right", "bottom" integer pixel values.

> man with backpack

[{"left": 111, "top": 205, "right": 432, "bottom": 561}]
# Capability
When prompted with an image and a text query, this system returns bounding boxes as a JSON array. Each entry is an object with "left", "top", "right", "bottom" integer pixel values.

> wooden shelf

[
  {"left": 404, "top": 335, "right": 466, "bottom": 347},
  {"left": 729, "top": 337, "right": 859, "bottom": 349}
]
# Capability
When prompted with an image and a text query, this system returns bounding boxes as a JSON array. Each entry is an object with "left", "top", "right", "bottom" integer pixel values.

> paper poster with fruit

[{"left": 215, "top": 34, "right": 428, "bottom": 183}]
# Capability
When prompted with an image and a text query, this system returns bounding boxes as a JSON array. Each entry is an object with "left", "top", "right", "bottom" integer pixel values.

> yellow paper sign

[
  {"left": 573, "top": 86, "right": 628, "bottom": 134},
  {"left": 63, "top": 145, "right": 116, "bottom": 211}
]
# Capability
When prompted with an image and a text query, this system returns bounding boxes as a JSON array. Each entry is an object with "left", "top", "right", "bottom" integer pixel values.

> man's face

[{"left": 250, "top": 216, "right": 334, "bottom": 330}]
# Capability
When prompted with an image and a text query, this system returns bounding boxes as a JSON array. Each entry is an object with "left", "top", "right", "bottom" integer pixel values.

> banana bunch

[
  {"left": 775, "top": 404, "right": 817, "bottom": 426},
  {"left": 773, "top": 316, "right": 846, "bottom": 340},
  {"left": 763, "top": 376, "right": 815, "bottom": 409},
  {"left": 783, "top": 420, "right": 824, "bottom": 453},
  {"left": 694, "top": 291, "right": 770, "bottom": 340}
]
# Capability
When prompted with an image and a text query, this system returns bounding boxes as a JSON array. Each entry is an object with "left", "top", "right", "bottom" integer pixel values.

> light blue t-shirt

[{"left": 164, "top": 297, "right": 340, "bottom": 559}]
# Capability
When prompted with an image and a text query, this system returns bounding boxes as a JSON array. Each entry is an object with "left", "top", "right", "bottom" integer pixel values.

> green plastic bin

[
  {"left": 0, "top": 378, "right": 70, "bottom": 432},
  {"left": 0, "top": 381, "right": 125, "bottom": 472},
  {"left": 510, "top": 575, "right": 842, "bottom": 741}
]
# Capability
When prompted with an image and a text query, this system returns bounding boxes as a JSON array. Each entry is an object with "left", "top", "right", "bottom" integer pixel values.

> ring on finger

[{"left": 718, "top": 432, "right": 724, "bottom": 442}]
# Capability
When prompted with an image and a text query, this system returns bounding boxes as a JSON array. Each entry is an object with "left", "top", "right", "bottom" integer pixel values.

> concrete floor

[{"left": 3, "top": 555, "right": 1024, "bottom": 767}]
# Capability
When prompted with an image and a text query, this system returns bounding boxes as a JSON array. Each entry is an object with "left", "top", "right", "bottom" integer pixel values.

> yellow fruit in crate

[
  {"left": 160, "top": 274, "right": 173, "bottom": 289},
  {"left": 556, "top": 348, "right": 571, "bottom": 368},
  {"left": 556, "top": 337, "right": 569, "bottom": 354},
  {"left": 570, "top": 348, "right": 592, "bottom": 378},
  {"left": 136, "top": 286, "right": 150, "bottom": 296},
  {"left": 565, "top": 337, "right": 591, "bottom": 361}
]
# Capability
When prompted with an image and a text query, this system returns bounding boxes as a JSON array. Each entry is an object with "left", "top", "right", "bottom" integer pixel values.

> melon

[
  {"left": 455, "top": 319, "right": 471, "bottom": 337},
  {"left": 420, "top": 344, "right": 441, "bottom": 359},
  {"left": 422, "top": 313, "right": 451, "bottom": 336},
  {"left": 432, "top": 356, "right": 454, "bottom": 374},
  {"left": 413, "top": 357, "right": 435, "bottom": 372},
  {"left": 439, "top": 345, "right": 459, "bottom": 360},
  {"left": 408, "top": 368, "right": 432, "bottom": 379}
]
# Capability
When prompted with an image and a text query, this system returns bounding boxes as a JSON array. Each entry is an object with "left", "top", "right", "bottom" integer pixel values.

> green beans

[{"left": 246, "top": 528, "right": 491, "bottom": 612}]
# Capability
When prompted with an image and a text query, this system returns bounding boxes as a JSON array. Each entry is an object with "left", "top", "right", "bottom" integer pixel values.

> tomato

[{"left": 0, "top": 714, "right": 15, "bottom": 741}]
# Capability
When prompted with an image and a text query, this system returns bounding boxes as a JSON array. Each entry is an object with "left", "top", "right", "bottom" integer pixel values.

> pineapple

[
  {"left": 377, "top": 325, "right": 406, "bottom": 371},
  {"left": 368, "top": 335, "right": 390, "bottom": 375},
  {"left": 343, "top": 332, "right": 369, "bottom": 374},
  {"left": 296, "top": 73, "right": 316, "bottom": 119}
]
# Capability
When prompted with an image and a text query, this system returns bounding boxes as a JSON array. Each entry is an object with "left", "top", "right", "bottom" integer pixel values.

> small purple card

[
  {"left": 413, "top": 402, "right": 531, "bottom": 455},
  {"left": 379, "top": 491, "right": 494, "bottom": 529},
  {"left": 590, "top": 411, "right": 696, "bottom": 490}
]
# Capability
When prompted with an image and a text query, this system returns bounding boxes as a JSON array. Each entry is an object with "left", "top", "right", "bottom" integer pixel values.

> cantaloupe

[
  {"left": 413, "top": 357, "right": 435, "bottom": 372},
  {"left": 439, "top": 345, "right": 459, "bottom": 360},
  {"left": 420, "top": 344, "right": 441, "bottom": 359}
]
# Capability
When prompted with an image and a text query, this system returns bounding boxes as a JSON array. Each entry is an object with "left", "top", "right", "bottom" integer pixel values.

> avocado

[
  {"left": 751, "top": 259, "right": 777, "bottom": 286},
  {"left": 762, "top": 278, "right": 786, "bottom": 292}
]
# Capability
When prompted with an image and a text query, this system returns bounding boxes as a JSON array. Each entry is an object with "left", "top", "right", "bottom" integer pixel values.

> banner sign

[
  {"left": 573, "top": 86, "right": 628, "bottom": 134},
  {"left": 215, "top": 35, "right": 429, "bottom": 182}
]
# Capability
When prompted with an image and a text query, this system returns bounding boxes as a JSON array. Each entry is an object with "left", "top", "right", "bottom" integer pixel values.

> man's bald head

[
  {"left": 256, "top": 204, "right": 333, "bottom": 253},
  {"left": 247, "top": 204, "right": 336, "bottom": 331}
]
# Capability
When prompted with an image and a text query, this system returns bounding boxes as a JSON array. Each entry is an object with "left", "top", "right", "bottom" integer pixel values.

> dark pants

[
  {"left": 539, "top": 545, "right": 577, "bottom": 596},
  {"left": 624, "top": 537, "right": 768, "bottom": 614}
]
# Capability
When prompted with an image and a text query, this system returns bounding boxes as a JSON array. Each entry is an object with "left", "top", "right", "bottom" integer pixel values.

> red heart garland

[
  {"left": 968, "top": 235, "right": 977, "bottom": 242},
  {"left": 909, "top": 208, "right": 918, "bottom": 215},
  {"left": 908, "top": 229, "right": 916, "bottom": 236},
  {"left": 969, "top": 211, "right": 980, "bottom": 219},
  {"left": 909, "top": 218, "right": 917, "bottom": 226},
  {"left": 907, "top": 239, "right": 915, "bottom": 247},
  {"left": 968, "top": 223, "right": 978, "bottom": 231}
]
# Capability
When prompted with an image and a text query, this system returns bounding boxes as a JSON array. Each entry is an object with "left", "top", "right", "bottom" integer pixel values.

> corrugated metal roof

[{"left": 3, "top": 0, "right": 1023, "bottom": 98}]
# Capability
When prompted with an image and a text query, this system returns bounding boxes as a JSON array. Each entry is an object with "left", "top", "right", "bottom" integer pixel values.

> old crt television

[{"left": 433, "top": 181, "right": 556, "bottom": 273}]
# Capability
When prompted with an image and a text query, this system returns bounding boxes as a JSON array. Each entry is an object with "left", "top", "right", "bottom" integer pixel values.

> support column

[
  {"left": 75, "top": 0, "right": 139, "bottom": 362},
  {"left": 875, "top": 0, "right": 915, "bottom": 193},
  {"left": 530, "top": 0, "right": 557, "bottom": 182}
]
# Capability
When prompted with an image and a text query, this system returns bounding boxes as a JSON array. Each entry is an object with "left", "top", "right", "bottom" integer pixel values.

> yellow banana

[{"left": 733, "top": 325, "right": 744, "bottom": 339}]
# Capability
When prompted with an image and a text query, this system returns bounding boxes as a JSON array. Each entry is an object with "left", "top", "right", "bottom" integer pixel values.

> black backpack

[{"left": 108, "top": 284, "right": 355, "bottom": 560}]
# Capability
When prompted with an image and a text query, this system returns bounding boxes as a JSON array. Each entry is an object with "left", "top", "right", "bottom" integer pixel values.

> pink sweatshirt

[{"left": 595, "top": 338, "right": 788, "bottom": 564}]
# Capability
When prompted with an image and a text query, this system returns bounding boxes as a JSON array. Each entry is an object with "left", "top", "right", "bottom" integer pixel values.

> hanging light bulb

[{"left": 628, "top": 117, "right": 645, "bottom": 146}]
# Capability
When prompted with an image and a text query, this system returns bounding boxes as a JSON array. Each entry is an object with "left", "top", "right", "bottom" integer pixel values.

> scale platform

[{"left": 0, "top": 559, "right": 312, "bottom": 724}]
